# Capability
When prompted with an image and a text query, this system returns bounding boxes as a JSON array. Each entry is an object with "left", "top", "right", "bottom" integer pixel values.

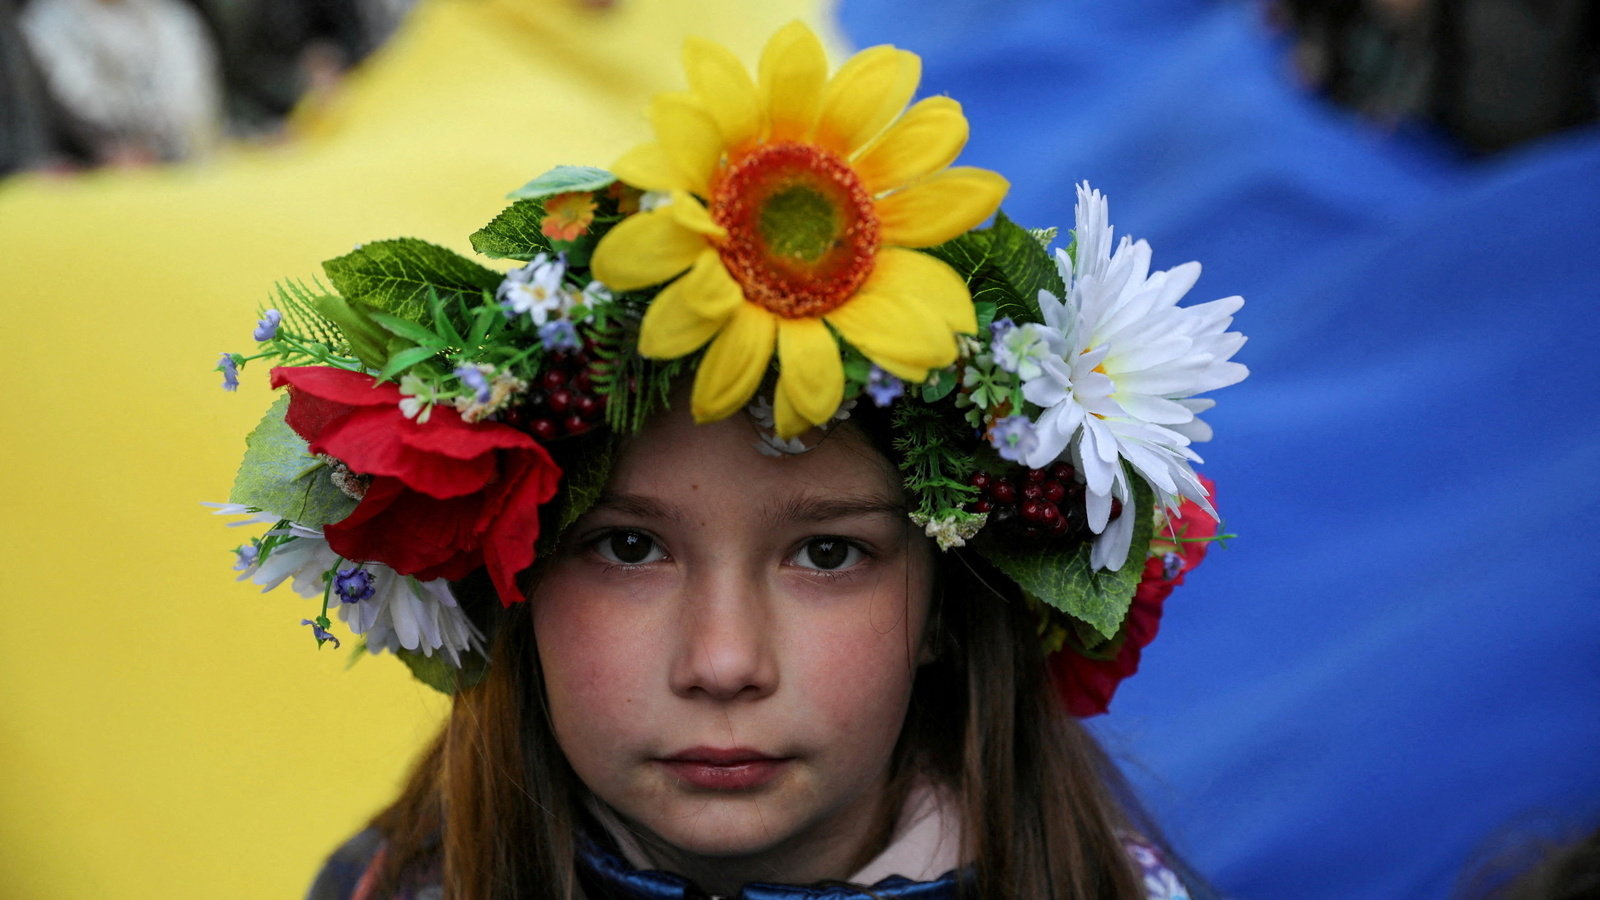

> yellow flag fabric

[{"left": 0, "top": 1, "right": 834, "bottom": 896}]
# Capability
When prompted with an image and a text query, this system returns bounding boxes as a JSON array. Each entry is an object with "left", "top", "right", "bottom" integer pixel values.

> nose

[{"left": 669, "top": 571, "right": 779, "bottom": 702}]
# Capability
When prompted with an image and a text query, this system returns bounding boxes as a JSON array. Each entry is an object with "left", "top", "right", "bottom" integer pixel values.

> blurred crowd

[
  {"left": 0, "top": 0, "right": 415, "bottom": 174},
  {"left": 1, "top": 0, "right": 1595, "bottom": 177},
  {"left": 1272, "top": 0, "right": 1597, "bottom": 151}
]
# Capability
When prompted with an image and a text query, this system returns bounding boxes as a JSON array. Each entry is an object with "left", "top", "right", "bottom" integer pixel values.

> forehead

[{"left": 605, "top": 407, "right": 902, "bottom": 506}]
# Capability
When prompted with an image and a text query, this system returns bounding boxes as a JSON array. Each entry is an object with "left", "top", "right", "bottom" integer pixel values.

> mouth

[{"left": 656, "top": 747, "right": 793, "bottom": 791}]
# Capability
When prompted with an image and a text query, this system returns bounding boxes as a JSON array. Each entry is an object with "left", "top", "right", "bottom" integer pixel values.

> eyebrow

[
  {"left": 588, "top": 492, "right": 686, "bottom": 524},
  {"left": 586, "top": 491, "right": 905, "bottom": 528},
  {"left": 762, "top": 493, "right": 908, "bottom": 527}
]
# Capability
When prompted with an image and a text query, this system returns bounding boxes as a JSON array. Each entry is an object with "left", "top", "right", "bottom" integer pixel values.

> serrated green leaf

[
  {"left": 322, "top": 238, "right": 500, "bottom": 325},
  {"left": 508, "top": 165, "right": 616, "bottom": 200},
  {"left": 975, "top": 476, "right": 1155, "bottom": 639},
  {"left": 470, "top": 199, "right": 550, "bottom": 262},
  {"left": 924, "top": 210, "right": 1063, "bottom": 325},
  {"left": 542, "top": 435, "right": 615, "bottom": 552},
  {"left": 395, "top": 643, "right": 490, "bottom": 695},
  {"left": 228, "top": 395, "right": 358, "bottom": 527}
]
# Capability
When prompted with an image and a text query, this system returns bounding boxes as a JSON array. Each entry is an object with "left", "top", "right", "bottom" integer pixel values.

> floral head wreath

[{"left": 211, "top": 22, "right": 1247, "bottom": 717}]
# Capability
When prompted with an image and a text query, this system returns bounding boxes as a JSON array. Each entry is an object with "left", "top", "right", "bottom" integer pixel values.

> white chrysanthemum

[
  {"left": 1021, "top": 183, "right": 1247, "bottom": 570},
  {"left": 334, "top": 567, "right": 485, "bottom": 668},
  {"left": 227, "top": 518, "right": 485, "bottom": 667}
]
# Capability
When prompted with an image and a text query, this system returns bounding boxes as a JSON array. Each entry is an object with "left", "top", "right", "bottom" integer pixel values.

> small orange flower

[{"left": 541, "top": 191, "right": 598, "bottom": 241}]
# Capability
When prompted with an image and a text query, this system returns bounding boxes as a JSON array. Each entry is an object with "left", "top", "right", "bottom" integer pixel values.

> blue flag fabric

[{"left": 837, "top": 2, "right": 1600, "bottom": 898}]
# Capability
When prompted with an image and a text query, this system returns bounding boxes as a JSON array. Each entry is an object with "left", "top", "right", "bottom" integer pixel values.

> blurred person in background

[
  {"left": 0, "top": 0, "right": 418, "bottom": 175},
  {"left": 1274, "top": 0, "right": 1598, "bottom": 151}
]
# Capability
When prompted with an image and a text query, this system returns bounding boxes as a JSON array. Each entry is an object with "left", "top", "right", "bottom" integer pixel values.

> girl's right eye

[{"left": 593, "top": 530, "right": 666, "bottom": 565}]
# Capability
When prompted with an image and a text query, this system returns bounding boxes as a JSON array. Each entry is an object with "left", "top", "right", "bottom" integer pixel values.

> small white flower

[
  {"left": 398, "top": 374, "right": 439, "bottom": 423},
  {"left": 992, "top": 321, "right": 1067, "bottom": 381},
  {"left": 498, "top": 253, "right": 572, "bottom": 326},
  {"left": 638, "top": 190, "right": 672, "bottom": 211},
  {"left": 910, "top": 512, "right": 988, "bottom": 551},
  {"left": 1019, "top": 183, "right": 1248, "bottom": 570}
]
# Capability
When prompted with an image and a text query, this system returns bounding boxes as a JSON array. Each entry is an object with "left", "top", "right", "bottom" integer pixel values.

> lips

[{"left": 657, "top": 747, "right": 793, "bottom": 791}]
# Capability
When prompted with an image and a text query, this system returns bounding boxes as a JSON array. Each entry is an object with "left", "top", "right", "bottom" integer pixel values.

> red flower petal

[
  {"left": 477, "top": 446, "right": 562, "bottom": 606},
  {"left": 325, "top": 477, "right": 485, "bottom": 575},
  {"left": 315, "top": 408, "right": 498, "bottom": 499}
]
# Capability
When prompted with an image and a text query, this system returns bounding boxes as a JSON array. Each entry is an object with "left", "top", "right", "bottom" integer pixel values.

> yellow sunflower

[{"left": 590, "top": 21, "right": 1008, "bottom": 437}]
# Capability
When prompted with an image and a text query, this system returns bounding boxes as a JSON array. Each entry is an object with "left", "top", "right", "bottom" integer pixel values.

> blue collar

[{"left": 575, "top": 836, "right": 961, "bottom": 900}]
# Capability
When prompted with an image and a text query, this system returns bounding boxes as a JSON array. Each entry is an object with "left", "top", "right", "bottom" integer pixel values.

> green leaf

[
  {"left": 507, "top": 165, "right": 616, "bottom": 200},
  {"left": 974, "top": 476, "right": 1155, "bottom": 640},
  {"left": 368, "top": 312, "right": 447, "bottom": 348},
  {"left": 395, "top": 643, "right": 490, "bottom": 695},
  {"left": 373, "top": 345, "right": 442, "bottom": 383},
  {"left": 322, "top": 238, "right": 500, "bottom": 325},
  {"left": 545, "top": 433, "right": 615, "bottom": 547},
  {"left": 228, "top": 395, "right": 358, "bottom": 527},
  {"left": 920, "top": 367, "right": 958, "bottom": 403},
  {"left": 311, "top": 294, "right": 392, "bottom": 369},
  {"left": 471, "top": 199, "right": 553, "bottom": 262},
  {"left": 924, "top": 210, "right": 1064, "bottom": 325}
]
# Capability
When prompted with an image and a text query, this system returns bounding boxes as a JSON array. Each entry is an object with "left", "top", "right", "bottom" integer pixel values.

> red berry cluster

[
  {"left": 518, "top": 351, "right": 606, "bottom": 441},
  {"left": 967, "top": 463, "right": 1122, "bottom": 541}
]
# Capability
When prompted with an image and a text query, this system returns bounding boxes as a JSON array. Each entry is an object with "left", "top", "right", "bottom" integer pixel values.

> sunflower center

[{"left": 710, "top": 142, "right": 878, "bottom": 319}]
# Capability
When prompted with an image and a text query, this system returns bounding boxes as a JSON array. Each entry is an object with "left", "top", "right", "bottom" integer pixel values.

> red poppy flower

[
  {"left": 270, "top": 366, "right": 561, "bottom": 607},
  {"left": 1050, "top": 478, "right": 1219, "bottom": 717}
]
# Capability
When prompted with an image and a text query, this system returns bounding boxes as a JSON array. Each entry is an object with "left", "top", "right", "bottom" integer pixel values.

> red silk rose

[
  {"left": 271, "top": 366, "right": 561, "bottom": 606},
  {"left": 1050, "top": 477, "right": 1219, "bottom": 717}
]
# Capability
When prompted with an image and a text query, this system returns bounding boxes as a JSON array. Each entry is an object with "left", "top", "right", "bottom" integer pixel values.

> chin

[{"left": 636, "top": 796, "right": 807, "bottom": 857}]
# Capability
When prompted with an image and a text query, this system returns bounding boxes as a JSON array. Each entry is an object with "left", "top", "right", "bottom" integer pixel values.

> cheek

[
  {"left": 791, "top": 591, "right": 926, "bottom": 744},
  {"left": 532, "top": 572, "right": 661, "bottom": 752}
]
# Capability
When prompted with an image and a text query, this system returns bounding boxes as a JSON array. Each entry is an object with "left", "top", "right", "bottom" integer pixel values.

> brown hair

[{"left": 366, "top": 410, "right": 1205, "bottom": 899}]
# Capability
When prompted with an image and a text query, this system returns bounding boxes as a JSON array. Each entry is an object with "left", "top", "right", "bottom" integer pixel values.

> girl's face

[{"left": 532, "top": 406, "right": 934, "bottom": 888}]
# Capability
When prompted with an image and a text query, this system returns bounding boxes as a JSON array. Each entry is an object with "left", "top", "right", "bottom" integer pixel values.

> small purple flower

[
  {"left": 332, "top": 567, "right": 376, "bottom": 604},
  {"left": 989, "top": 414, "right": 1039, "bottom": 464},
  {"left": 865, "top": 365, "right": 904, "bottom": 407},
  {"left": 989, "top": 317, "right": 1016, "bottom": 338},
  {"left": 253, "top": 309, "right": 282, "bottom": 341},
  {"left": 1162, "top": 551, "right": 1184, "bottom": 581},
  {"left": 301, "top": 618, "right": 341, "bottom": 648},
  {"left": 217, "top": 353, "right": 240, "bottom": 391},
  {"left": 539, "top": 319, "right": 581, "bottom": 352},
  {"left": 232, "top": 543, "right": 260, "bottom": 572},
  {"left": 454, "top": 365, "right": 492, "bottom": 403}
]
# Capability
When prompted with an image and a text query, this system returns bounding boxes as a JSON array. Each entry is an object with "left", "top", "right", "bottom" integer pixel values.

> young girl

[{"left": 215, "top": 21, "right": 1246, "bottom": 900}]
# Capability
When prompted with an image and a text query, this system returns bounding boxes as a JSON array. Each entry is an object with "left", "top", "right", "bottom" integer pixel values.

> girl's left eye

[{"left": 791, "top": 538, "right": 865, "bottom": 572}]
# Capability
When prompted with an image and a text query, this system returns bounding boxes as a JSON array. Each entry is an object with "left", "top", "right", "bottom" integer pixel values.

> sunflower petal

[
  {"left": 869, "top": 247, "right": 977, "bottom": 334},
  {"left": 667, "top": 190, "right": 727, "bottom": 238},
  {"left": 825, "top": 290, "right": 958, "bottom": 381},
  {"left": 814, "top": 47, "right": 920, "bottom": 156},
  {"left": 638, "top": 251, "right": 743, "bottom": 359},
  {"left": 612, "top": 141, "right": 690, "bottom": 193},
  {"left": 853, "top": 96, "right": 968, "bottom": 194},
  {"left": 876, "top": 167, "right": 1010, "bottom": 248},
  {"left": 683, "top": 36, "right": 761, "bottom": 151},
  {"left": 692, "top": 303, "right": 776, "bottom": 423},
  {"left": 772, "top": 381, "right": 809, "bottom": 440},
  {"left": 650, "top": 92, "right": 722, "bottom": 196},
  {"left": 775, "top": 317, "right": 845, "bottom": 432},
  {"left": 590, "top": 207, "right": 706, "bottom": 292},
  {"left": 759, "top": 21, "right": 827, "bottom": 142}
]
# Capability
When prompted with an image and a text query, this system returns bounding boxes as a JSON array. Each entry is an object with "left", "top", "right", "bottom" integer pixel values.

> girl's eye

[
  {"left": 594, "top": 531, "right": 665, "bottom": 565},
  {"left": 792, "top": 538, "right": 864, "bottom": 572}
]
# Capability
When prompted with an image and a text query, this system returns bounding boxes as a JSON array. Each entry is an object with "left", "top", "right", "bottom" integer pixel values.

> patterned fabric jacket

[{"left": 305, "top": 828, "right": 1191, "bottom": 900}]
